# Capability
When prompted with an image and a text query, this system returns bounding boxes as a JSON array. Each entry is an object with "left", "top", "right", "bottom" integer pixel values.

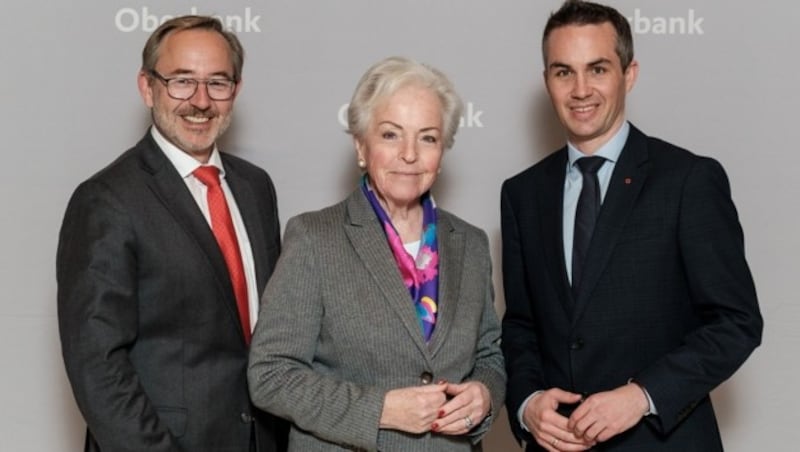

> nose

[
  {"left": 188, "top": 82, "right": 212, "bottom": 109},
  {"left": 571, "top": 73, "right": 591, "bottom": 99},
  {"left": 400, "top": 140, "right": 418, "bottom": 163}
]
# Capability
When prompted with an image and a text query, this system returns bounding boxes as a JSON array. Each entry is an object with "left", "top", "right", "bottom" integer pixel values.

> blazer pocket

[{"left": 156, "top": 406, "right": 187, "bottom": 438}]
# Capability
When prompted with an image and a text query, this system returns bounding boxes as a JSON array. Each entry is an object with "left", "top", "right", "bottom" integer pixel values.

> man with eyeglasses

[{"left": 57, "top": 15, "right": 287, "bottom": 452}]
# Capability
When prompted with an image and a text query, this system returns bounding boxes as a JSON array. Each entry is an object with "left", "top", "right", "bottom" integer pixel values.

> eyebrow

[
  {"left": 378, "top": 121, "right": 441, "bottom": 133},
  {"left": 163, "top": 68, "right": 234, "bottom": 79},
  {"left": 587, "top": 58, "right": 613, "bottom": 67},
  {"left": 547, "top": 62, "right": 572, "bottom": 72},
  {"left": 548, "top": 57, "right": 613, "bottom": 72}
]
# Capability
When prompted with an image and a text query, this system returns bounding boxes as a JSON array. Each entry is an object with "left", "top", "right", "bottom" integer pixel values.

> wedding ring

[
  {"left": 464, "top": 415, "right": 474, "bottom": 429},
  {"left": 551, "top": 437, "right": 560, "bottom": 447}
]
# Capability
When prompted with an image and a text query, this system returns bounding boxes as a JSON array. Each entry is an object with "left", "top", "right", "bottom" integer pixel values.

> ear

[
  {"left": 542, "top": 68, "right": 554, "bottom": 97},
  {"left": 354, "top": 136, "right": 366, "bottom": 162},
  {"left": 624, "top": 60, "right": 639, "bottom": 93},
  {"left": 137, "top": 71, "right": 155, "bottom": 108},
  {"left": 231, "top": 77, "right": 243, "bottom": 101}
]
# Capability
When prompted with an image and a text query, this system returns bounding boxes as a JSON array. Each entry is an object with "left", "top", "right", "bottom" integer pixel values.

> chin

[{"left": 386, "top": 192, "right": 423, "bottom": 206}]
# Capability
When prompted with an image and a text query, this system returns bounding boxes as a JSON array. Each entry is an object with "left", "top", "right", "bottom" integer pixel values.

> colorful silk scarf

[{"left": 361, "top": 176, "right": 439, "bottom": 342}]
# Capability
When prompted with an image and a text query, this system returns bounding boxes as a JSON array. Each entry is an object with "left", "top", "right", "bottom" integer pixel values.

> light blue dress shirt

[
  {"left": 517, "top": 122, "right": 656, "bottom": 432},
  {"left": 562, "top": 121, "right": 629, "bottom": 283}
]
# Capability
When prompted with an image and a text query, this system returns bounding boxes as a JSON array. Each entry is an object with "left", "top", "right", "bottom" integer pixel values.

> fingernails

[
  {"left": 437, "top": 379, "right": 447, "bottom": 384},
  {"left": 431, "top": 422, "right": 439, "bottom": 431},
  {"left": 438, "top": 410, "right": 445, "bottom": 418}
]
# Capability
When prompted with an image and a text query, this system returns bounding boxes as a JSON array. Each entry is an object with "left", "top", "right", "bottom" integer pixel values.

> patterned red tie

[{"left": 193, "top": 166, "right": 251, "bottom": 344}]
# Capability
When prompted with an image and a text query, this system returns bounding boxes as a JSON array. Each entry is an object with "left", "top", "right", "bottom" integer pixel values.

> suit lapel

[
  {"left": 343, "top": 191, "right": 432, "bottom": 358},
  {"left": 428, "top": 212, "right": 464, "bottom": 357},
  {"left": 572, "top": 127, "right": 650, "bottom": 324},
  {"left": 222, "top": 158, "right": 270, "bottom": 290},
  {"left": 537, "top": 149, "right": 574, "bottom": 317},
  {"left": 137, "top": 134, "right": 244, "bottom": 339}
]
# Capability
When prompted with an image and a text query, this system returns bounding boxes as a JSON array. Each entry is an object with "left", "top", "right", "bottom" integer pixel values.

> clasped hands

[
  {"left": 524, "top": 383, "right": 649, "bottom": 451},
  {"left": 380, "top": 380, "right": 491, "bottom": 435}
]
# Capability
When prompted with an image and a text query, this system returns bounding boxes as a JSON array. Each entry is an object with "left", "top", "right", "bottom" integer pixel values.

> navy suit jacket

[
  {"left": 500, "top": 125, "right": 762, "bottom": 451},
  {"left": 57, "top": 132, "right": 288, "bottom": 452}
]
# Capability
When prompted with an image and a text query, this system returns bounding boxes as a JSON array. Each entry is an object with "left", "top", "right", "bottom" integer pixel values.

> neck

[
  {"left": 379, "top": 197, "right": 423, "bottom": 243},
  {"left": 185, "top": 148, "right": 213, "bottom": 164},
  {"left": 569, "top": 118, "right": 626, "bottom": 155}
]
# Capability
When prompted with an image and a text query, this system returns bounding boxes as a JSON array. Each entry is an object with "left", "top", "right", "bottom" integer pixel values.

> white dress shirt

[{"left": 151, "top": 126, "right": 260, "bottom": 331}]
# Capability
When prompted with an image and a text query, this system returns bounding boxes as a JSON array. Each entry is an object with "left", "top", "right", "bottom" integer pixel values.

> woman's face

[{"left": 356, "top": 84, "right": 444, "bottom": 212}]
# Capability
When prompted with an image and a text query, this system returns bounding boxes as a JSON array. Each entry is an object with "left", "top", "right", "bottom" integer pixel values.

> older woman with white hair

[{"left": 248, "top": 56, "right": 505, "bottom": 451}]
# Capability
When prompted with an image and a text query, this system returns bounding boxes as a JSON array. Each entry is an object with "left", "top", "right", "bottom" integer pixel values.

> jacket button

[
  {"left": 419, "top": 371, "right": 434, "bottom": 384},
  {"left": 570, "top": 338, "right": 584, "bottom": 350},
  {"left": 240, "top": 412, "right": 253, "bottom": 423}
]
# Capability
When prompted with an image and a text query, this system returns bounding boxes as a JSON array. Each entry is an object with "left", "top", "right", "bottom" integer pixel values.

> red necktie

[{"left": 193, "top": 166, "right": 251, "bottom": 344}]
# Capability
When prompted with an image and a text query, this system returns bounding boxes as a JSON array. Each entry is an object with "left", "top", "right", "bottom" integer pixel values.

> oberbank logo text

[
  {"left": 338, "top": 102, "right": 485, "bottom": 129},
  {"left": 627, "top": 9, "right": 705, "bottom": 35},
  {"left": 115, "top": 7, "right": 261, "bottom": 33}
]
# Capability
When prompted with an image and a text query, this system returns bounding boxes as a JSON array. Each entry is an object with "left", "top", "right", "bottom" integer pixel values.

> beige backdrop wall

[{"left": 1, "top": 1, "right": 795, "bottom": 450}]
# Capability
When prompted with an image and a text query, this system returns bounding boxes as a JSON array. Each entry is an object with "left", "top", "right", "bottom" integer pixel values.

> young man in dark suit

[
  {"left": 57, "top": 15, "right": 287, "bottom": 452},
  {"left": 501, "top": 1, "right": 763, "bottom": 450}
]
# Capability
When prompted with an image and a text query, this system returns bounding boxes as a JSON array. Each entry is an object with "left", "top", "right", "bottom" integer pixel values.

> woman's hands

[
  {"left": 380, "top": 382, "right": 448, "bottom": 433},
  {"left": 433, "top": 381, "right": 491, "bottom": 435},
  {"left": 379, "top": 381, "right": 492, "bottom": 436}
]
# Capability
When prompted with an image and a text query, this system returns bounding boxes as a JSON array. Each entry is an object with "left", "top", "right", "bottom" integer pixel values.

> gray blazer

[{"left": 248, "top": 189, "right": 505, "bottom": 451}]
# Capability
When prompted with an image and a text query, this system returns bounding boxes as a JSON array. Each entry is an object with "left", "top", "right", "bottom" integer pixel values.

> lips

[
  {"left": 178, "top": 106, "right": 215, "bottom": 125},
  {"left": 184, "top": 115, "right": 211, "bottom": 124},
  {"left": 570, "top": 104, "right": 597, "bottom": 113},
  {"left": 391, "top": 171, "right": 423, "bottom": 177},
  {"left": 568, "top": 103, "right": 600, "bottom": 122}
]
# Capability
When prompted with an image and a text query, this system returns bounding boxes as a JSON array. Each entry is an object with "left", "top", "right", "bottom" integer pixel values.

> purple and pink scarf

[{"left": 361, "top": 176, "right": 439, "bottom": 342}]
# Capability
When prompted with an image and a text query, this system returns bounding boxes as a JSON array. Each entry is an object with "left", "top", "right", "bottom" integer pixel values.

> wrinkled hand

[
  {"left": 524, "top": 388, "right": 594, "bottom": 451},
  {"left": 568, "top": 383, "right": 648, "bottom": 444},
  {"left": 380, "top": 383, "right": 448, "bottom": 434},
  {"left": 432, "top": 381, "right": 491, "bottom": 435}
]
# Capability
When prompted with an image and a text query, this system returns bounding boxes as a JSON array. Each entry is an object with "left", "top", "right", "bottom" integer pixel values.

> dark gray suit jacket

[
  {"left": 500, "top": 125, "right": 762, "bottom": 451},
  {"left": 248, "top": 189, "right": 506, "bottom": 451},
  {"left": 57, "top": 132, "right": 287, "bottom": 452}
]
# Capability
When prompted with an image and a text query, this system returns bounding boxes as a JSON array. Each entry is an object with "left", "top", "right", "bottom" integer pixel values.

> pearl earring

[{"left": 358, "top": 159, "right": 366, "bottom": 169}]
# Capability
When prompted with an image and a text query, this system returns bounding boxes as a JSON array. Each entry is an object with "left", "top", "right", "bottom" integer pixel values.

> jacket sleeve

[
  {"left": 635, "top": 157, "right": 763, "bottom": 433},
  {"left": 248, "top": 216, "right": 385, "bottom": 451},
  {"left": 499, "top": 180, "right": 543, "bottom": 443},
  {"left": 465, "top": 229, "right": 507, "bottom": 443},
  {"left": 57, "top": 180, "right": 183, "bottom": 452}
]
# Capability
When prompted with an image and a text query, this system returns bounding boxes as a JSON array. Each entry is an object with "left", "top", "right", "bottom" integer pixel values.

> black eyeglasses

[{"left": 148, "top": 70, "right": 237, "bottom": 101}]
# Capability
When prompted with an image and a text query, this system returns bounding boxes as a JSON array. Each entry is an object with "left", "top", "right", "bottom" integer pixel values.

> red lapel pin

[{"left": 624, "top": 177, "right": 632, "bottom": 185}]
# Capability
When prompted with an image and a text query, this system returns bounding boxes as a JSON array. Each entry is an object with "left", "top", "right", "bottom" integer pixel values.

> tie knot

[
  {"left": 193, "top": 165, "right": 221, "bottom": 187},
  {"left": 575, "top": 156, "right": 606, "bottom": 174}
]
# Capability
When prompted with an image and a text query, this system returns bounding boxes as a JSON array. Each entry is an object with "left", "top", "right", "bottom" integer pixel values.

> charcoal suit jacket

[{"left": 57, "top": 131, "right": 287, "bottom": 452}]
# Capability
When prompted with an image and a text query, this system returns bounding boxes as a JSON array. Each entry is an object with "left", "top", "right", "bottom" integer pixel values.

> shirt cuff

[
  {"left": 517, "top": 390, "right": 544, "bottom": 432},
  {"left": 629, "top": 379, "right": 658, "bottom": 416}
]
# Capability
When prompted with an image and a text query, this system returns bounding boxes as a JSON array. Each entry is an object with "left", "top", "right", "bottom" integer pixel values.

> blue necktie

[{"left": 572, "top": 156, "right": 606, "bottom": 299}]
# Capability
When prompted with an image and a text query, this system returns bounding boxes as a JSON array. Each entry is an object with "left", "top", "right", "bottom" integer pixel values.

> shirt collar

[
  {"left": 150, "top": 126, "right": 225, "bottom": 178},
  {"left": 567, "top": 121, "right": 630, "bottom": 166}
]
